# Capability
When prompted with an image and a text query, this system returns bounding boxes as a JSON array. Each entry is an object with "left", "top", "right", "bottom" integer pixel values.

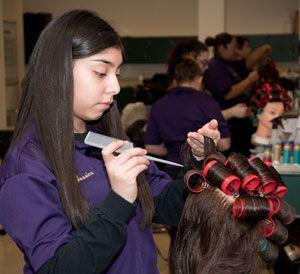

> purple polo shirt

[
  {"left": 204, "top": 55, "right": 248, "bottom": 110},
  {"left": 0, "top": 126, "right": 171, "bottom": 274},
  {"left": 230, "top": 59, "right": 250, "bottom": 80},
  {"left": 144, "top": 86, "right": 230, "bottom": 168}
]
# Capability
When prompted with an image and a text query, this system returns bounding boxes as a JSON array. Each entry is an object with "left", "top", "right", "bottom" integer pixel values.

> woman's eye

[
  {"left": 269, "top": 111, "right": 275, "bottom": 115},
  {"left": 95, "top": 71, "right": 106, "bottom": 77}
]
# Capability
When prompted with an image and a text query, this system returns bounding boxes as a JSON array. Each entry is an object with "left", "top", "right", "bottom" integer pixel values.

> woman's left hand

[{"left": 186, "top": 119, "right": 220, "bottom": 160}]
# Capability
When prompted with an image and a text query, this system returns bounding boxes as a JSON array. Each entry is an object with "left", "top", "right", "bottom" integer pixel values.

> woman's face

[
  {"left": 257, "top": 102, "right": 284, "bottom": 131},
  {"left": 218, "top": 37, "right": 237, "bottom": 61},
  {"left": 236, "top": 41, "right": 251, "bottom": 60},
  {"left": 72, "top": 47, "right": 122, "bottom": 133},
  {"left": 196, "top": 51, "right": 209, "bottom": 71}
]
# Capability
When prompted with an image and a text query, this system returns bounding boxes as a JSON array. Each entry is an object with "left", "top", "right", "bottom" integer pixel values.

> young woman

[
  {"left": 167, "top": 39, "right": 210, "bottom": 81},
  {"left": 0, "top": 9, "right": 220, "bottom": 274},
  {"left": 234, "top": 36, "right": 271, "bottom": 80},
  {"left": 204, "top": 32, "right": 259, "bottom": 157}
]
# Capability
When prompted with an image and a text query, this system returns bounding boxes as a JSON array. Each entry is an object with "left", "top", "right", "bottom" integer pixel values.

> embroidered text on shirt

[{"left": 76, "top": 171, "right": 95, "bottom": 182}]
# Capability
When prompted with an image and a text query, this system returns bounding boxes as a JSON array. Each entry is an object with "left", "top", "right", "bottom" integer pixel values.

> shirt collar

[{"left": 170, "top": 86, "right": 198, "bottom": 94}]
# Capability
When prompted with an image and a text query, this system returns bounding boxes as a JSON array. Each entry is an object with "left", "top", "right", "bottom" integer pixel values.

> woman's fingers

[{"left": 101, "top": 141, "right": 150, "bottom": 203}]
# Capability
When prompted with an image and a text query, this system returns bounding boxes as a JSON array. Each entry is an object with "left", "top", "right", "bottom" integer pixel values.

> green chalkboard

[
  {"left": 121, "top": 34, "right": 298, "bottom": 64},
  {"left": 122, "top": 36, "right": 197, "bottom": 64},
  {"left": 240, "top": 34, "right": 298, "bottom": 62}
]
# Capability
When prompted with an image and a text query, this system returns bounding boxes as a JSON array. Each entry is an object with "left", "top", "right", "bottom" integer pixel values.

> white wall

[
  {"left": 21, "top": 0, "right": 300, "bottom": 87},
  {"left": 23, "top": 0, "right": 199, "bottom": 85},
  {"left": 24, "top": 0, "right": 299, "bottom": 37},
  {"left": 23, "top": 0, "right": 198, "bottom": 37},
  {"left": 226, "top": 0, "right": 298, "bottom": 34}
]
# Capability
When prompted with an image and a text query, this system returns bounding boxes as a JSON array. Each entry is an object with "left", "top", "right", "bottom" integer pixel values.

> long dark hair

[
  {"left": 10, "top": 9, "right": 154, "bottom": 229},
  {"left": 205, "top": 32, "right": 233, "bottom": 54}
]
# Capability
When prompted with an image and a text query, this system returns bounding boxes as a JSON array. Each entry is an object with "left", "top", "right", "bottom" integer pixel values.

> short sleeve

[{"left": 204, "top": 62, "right": 235, "bottom": 100}]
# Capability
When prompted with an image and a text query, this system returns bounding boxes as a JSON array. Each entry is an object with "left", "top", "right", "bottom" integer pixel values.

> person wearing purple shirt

[
  {"left": 233, "top": 36, "right": 272, "bottom": 80},
  {"left": 145, "top": 59, "right": 230, "bottom": 179},
  {"left": 204, "top": 32, "right": 259, "bottom": 157},
  {"left": 0, "top": 10, "right": 221, "bottom": 274}
]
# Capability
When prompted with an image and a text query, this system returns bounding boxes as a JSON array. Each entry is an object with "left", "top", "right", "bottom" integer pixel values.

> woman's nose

[{"left": 107, "top": 75, "right": 120, "bottom": 95}]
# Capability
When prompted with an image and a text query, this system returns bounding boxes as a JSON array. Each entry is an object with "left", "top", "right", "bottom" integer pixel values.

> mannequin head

[{"left": 249, "top": 81, "right": 290, "bottom": 141}]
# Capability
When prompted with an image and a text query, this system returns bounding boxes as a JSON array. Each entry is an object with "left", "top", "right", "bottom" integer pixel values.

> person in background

[
  {"left": 145, "top": 59, "right": 230, "bottom": 180},
  {"left": 167, "top": 39, "right": 209, "bottom": 83},
  {"left": 168, "top": 39, "right": 249, "bottom": 123},
  {"left": 204, "top": 32, "right": 259, "bottom": 157},
  {"left": 234, "top": 36, "right": 272, "bottom": 80},
  {"left": 0, "top": 9, "right": 221, "bottom": 274}
]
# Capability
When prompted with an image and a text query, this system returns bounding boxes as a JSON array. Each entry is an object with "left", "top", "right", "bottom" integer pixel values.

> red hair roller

[
  {"left": 242, "top": 174, "right": 260, "bottom": 192},
  {"left": 232, "top": 197, "right": 245, "bottom": 218},
  {"left": 267, "top": 196, "right": 281, "bottom": 216},
  {"left": 258, "top": 179, "right": 277, "bottom": 195},
  {"left": 221, "top": 175, "right": 241, "bottom": 195},
  {"left": 272, "top": 186, "right": 288, "bottom": 198},
  {"left": 203, "top": 160, "right": 217, "bottom": 177},
  {"left": 185, "top": 171, "right": 207, "bottom": 193},
  {"left": 260, "top": 219, "right": 275, "bottom": 238}
]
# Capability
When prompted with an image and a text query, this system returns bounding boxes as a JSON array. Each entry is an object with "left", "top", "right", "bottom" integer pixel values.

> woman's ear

[{"left": 195, "top": 75, "right": 203, "bottom": 90}]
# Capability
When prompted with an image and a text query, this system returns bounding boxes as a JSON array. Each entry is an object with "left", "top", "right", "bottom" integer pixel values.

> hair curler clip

[
  {"left": 185, "top": 170, "right": 208, "bottom": 193},
  {"left": 233, "top": 191, "right": 240, "bottom": 199}
]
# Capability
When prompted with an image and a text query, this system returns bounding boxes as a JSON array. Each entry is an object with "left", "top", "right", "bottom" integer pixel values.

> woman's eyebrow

[{"left": 91, "top": 59, "right": 122, "bottom": 68}]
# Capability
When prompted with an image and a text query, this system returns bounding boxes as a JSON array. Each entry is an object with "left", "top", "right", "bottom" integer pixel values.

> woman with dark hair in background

[
  {"left": 0, "top": 9, "right": 221, "bottom": 274},
  {"left": 234, "top": 36, "right": 272, "bottom": 80},
  {"left": 167, "top": 39, "right": 210, "bottom": 82},
  {"left": 204, "top": 32, "right": 259, "bottom": 157}
]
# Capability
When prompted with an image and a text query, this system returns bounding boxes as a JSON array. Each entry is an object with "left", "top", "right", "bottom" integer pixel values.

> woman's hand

[
  {"left": 186, "top": 119, "right": 221, "bottom": 160},
  {"left": 102, "top": 141, "right": 150, "bottom": 203},
  {"left": 231, "top": 103, "right": 249, "bottom": 119}
]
